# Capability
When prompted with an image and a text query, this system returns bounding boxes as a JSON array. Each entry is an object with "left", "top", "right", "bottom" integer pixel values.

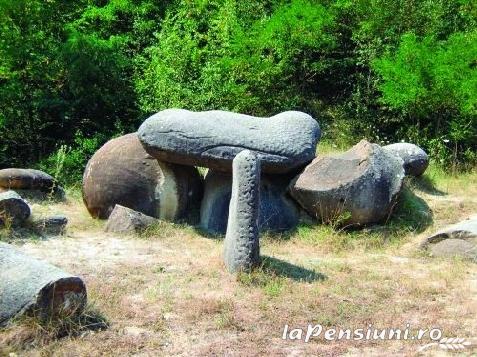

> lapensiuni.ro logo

[{"left": 282, "top": 324, "right": 473, "bottom": 352}]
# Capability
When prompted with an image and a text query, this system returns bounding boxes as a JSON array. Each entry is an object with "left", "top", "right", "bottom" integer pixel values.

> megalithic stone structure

[
  {"left": 223, "top": 150, "right": 261, "bottom": 273},
  {"left": 0, "top": 242, "right": 87, "bottom": 326}
]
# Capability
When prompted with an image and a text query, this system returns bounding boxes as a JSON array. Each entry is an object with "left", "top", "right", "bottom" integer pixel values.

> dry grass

[{"left": 1, "top": 162, "right": 476, "bottom": 356}]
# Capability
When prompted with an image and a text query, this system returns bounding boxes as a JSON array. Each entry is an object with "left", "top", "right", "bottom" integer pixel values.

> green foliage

[
  {"left": 373, "top": 31, "right": 476, "bottom": 165},
  {"left": 136, "top": 0, "right": 336, "bottom": 115},
  {"left": 0, "top": 0, "right": 476, "bottom": 179},
  {"left": 0, "top": 0, "right": 167, "bottom": 168},
  {"left": 38, "top": 132, "right": 104, "bottom": 186}
]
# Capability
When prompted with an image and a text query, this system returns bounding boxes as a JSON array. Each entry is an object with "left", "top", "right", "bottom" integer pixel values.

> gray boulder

[
  {"left": 31, "top": 215, "right": 68, "bottom": 236},
  {"left": 0, "top": 190, "right": 31, "bottom": 226},
  {"left": 421, "top": 215, "right": 477, "bottom": 261},
  {"left": 105, "top": 204, "right": 158, "bottom": 234},
  {"left": 383, "top": 142, "right": 429, "bottom": 176},
  {"left": 223, "top": 151, "right": 261, "bottom": 273},
  {"left": 83, "top": 133, "right": 203, "bottom": 220},
  {"left": 289, "top": 140, "right": 405, "bottom": 226},
  {"left": 138, "top": 109, "right": 320, "bottom": 174},
  {"left": 0, "top": 168, "right": 64, "bottom": 199},
  {"left": 0, "top": 242, "right": 86, "bottom": 326},
  {"left": 200, "top": 170, "right": 299, "bottom": 235},
  {"left": 427, "top": 239, "right": 476, "bottom": 261}
]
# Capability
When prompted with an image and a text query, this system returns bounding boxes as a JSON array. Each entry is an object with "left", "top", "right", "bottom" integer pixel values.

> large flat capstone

[{"left": 138, "top": 109, "right": 320, "bottom": 174}]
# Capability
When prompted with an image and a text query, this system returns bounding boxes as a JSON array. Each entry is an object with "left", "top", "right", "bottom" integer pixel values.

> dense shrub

[{"left": 0, "top": 0, "right": 475, "bottom": 180}]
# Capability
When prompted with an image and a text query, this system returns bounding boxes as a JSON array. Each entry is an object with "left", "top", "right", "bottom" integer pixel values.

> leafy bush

[
  {"left": 0, "top": 0, "right": 475, "bottom": 181},
  {"left": 373, "top": 31, "right": 477, "bottom": 166},
  {"left": 38, "top": 133, "right": 105, "bottom": 186}
]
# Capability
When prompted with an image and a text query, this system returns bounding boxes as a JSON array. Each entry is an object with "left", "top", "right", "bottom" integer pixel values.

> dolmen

[
  {"left": 0, "top": 168, "right": 65, "bottom": 200},
  {"left": 84, "top": 108, "right": 420, "bottom": 273},
  {"left": 0, "top": 242, "right": 86, "bottom": 326},
  {"left": 137, "top": 109, "right": 321, "bottom": 272}
]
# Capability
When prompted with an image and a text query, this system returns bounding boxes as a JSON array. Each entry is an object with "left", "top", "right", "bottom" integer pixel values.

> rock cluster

[{"left": 83, "top": 109, "right": 432, "bottom": 273}]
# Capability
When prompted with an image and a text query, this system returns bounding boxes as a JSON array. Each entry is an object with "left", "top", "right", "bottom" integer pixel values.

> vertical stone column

[{"left": 223, "top": 150, "right": 261, "bottom": 273}]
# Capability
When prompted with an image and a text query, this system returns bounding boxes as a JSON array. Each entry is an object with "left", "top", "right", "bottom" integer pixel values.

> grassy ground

[{"left": 1, "top": 155, "right": 476, "bottom": 356}]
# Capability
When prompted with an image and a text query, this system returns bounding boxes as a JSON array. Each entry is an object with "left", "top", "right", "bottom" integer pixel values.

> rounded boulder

[
  {"left": 0, "top": 190, "right": 31, "bottom": 226},
  {"left": 82, "top": 133, "right": 203, "bottom": 220},
  {"left": 383, "top": 142, "right": 429, "bottom": 176},
  {"left": 0, "top": 168, "right": 64, "bottom": 199}
]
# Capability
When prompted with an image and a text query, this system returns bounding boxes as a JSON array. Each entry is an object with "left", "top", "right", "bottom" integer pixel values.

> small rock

[
  {"left": 383, "top": 142, "right": 429, "bottom": 176},
  {"left": 0, "top": 191, "right": 31, "bottom": 226},
  {"left": 422, "top": 215, "right": 477, "bottom": 243},
  {"left": 138, "top": 109, "right": 320, "bottom": 174},
  {"left": 428, "top": 239, "right": 476, "bottom": 261},
  {"left": 0, "top": 242, "right": 86, "bottom": 326},
  {"left": 289, "top": 140, "right": 405, "bottom": 226},
  {"left": 105, "top": 205, "right": 158, "bottom": 234},
  {"left": 223, "top": 150, "right": 261, "bottom": 273},
  {"left": 421, "top": 215, "right": 477, "bottom": 261},
  {"left": 31, "top": 215, "right": 68, "bottom": 236}
]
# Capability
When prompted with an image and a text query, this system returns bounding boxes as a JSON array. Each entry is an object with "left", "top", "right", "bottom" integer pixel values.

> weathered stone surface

[
  {"left": 383, "top": 142, "right": 429, "bottom": 176},
  {"left": 223, "top": 151, "right": 261, "bottom": 273},
  {"left": 427, "top": 239, "right": 476, "bottom": 261},
  {"left": 138, "top": 109, "right": 320, "bottom": 174},
  {"left": 105, "top": 204, "right": 158, "bottom": 234},
  {"left": 289, "top": 140, "right": 405, "bottom": 226},
  {"left": 200, "top": 170, "right": 299, "bottom": 235},
  {"left": 0, "top": 242, "right": 86, "bottom": 326},
  {"left": 31, "top": 215, "right": 68, "bottom": 236},
  {"left": 422, "top": 215, "right": 477, "bottom": 243},
  {"left": 421, "top": 215, "right": 477, "bottom": 261},
  {"left": 0, "top": 191, "right": 31, "bottom": 226},
  {"left": 82, "top": 133, "right": 203, "bottom": 220},
  {"left": 0, "top": 168, "right": 64, "bottom": 198}
]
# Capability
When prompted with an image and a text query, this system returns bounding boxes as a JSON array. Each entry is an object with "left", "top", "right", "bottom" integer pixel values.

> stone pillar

[{"left": 223, "top": 150, "right": 261, "bottom": 273}]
